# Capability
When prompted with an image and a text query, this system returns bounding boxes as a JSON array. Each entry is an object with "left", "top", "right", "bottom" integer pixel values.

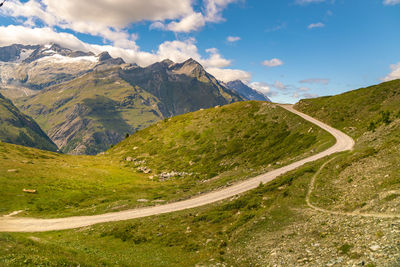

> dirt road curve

[{"left": 0, "top": 104, "right": 355, "bottom": 232}]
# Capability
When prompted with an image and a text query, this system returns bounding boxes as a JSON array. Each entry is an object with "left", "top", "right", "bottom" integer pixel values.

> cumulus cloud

[
  {"left": 383, "top": 0, "right": 400, "bottom": 5},
  {"left": 249, "top": 82, "right": 273, "bottom": 96},
  {"left": 308, "top": 22, "right": 325, "bottom": 29},
  {"left": 262, "top": 58, "right": 283, "bottom": 67},
  {"left": 2, "top": 0, "right": 238, "bottom": 38},
  {"left": 383, "top": 62, "right": 400, "bottom": 81},
  {"left": 148, "top": 0, "right": 239, "bottom": 33},
  {"left": 299, "top": 78, "right": 330, "bottom": 84},
  {"left": 207, "top": 68, "right": 251, "bottom": 83},
  {"left": 226, "top": 36, "right": 241, "bottom": 43}
]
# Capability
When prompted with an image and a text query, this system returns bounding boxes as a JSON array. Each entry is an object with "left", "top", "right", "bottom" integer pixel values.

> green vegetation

[
  {"left": 296, "top": 79, "right": 400, "bottom": 213},
  {"left": 295, "top": 79, "right": 400, "bottom": 138},
  {"left": 0, "top": 160, "right": 321, "bottom": 266},
  {"left": 0, "top": 101, "right": 333, "bottom": 218},
  {"left": 110, "top": 101, "right": 334, "bottom": 181},
  {"left": 0, "top": 156, "right": 389, "bottom": 266},
  {"left": 0, "top": 93, "right": 57, "bottom": 152}
]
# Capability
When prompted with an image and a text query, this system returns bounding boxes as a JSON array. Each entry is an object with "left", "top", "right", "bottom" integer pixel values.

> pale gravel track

[
  {"left": 0, "top": 104, "right": 355, "bottom": 232},
  {"left": 306, "top": 156, "right": 400, "bottom": 219}
]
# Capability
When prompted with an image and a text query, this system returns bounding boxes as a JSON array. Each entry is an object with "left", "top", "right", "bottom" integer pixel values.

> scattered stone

[
  {"left": 7, "top": 169, "right": 17, "bottom": 172},
  {"left": 137, "top": 199, "right": 149, "bottom": 203},
  {"left": 137, "top": 166, "right": 152, "bottom": 174},
  {"left": 157, "top": 171, "right": 191, "bottom": 181},
  {"left": 152, "top": 200, "right": 165, "bottom": 203},
  {"left": 370, "top": 245, "right": 380, "bottom": 251},
  {"left": 133, "top": 146, "right": 138, "bottom": 150},
  {"left": 125, "top": 157, "right": 134, "bottom": 162},
  {"left": 23, "top": 189, "right": 37, "bottom": 193}
]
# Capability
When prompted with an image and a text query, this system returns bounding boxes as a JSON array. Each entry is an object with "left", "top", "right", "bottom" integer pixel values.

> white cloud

[
  {"left": 308, "top": 22, "right": 325, "bottom": 29},
  {"left": 148, "top": 0, "right": 239, "bottom": 33},
  {"left": 262, "top": 58, "right": 283, "bottom": 67},
  {"left": 204, "top": 0, "right": 238, "bottom": 22},
  {"left": 207, "top": 67, "right": 251, "bottom": 83},
  {"left": 43, "top": 0, "right": 193, "bottom": 28},
  {"left": 226, "top": 36, "right": 241, "bottom": 43},
  {"left": 298, "top": 87, "right": 310, "bottom": 91},
  {"left": 383, "top": 62, "right": 400, "bottom": 81},
  {"left": 2, "top": 0, "right": 239, "bottom": 38},
  {"left": 0, "top": 25, "right": 92, "bottom": 52},
  {"left": 165, "top": 12, "right": 206, "bottom": 32},
  {"left": 383, "top": 0, "right": 400, "bottom": 5},
  {"left": 299, "top": 78, "right": 329, "bottom": 84},
  {"left": 249, "top": 82, "right": 272, "bottom": 96}
]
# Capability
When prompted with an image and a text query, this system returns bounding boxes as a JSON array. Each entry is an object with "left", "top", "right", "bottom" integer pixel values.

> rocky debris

[
  {"left": 7, "top": 169, "right": 17, "bottom": 172},
  {"left": 157, "top": 171, "right": 192, "bottom": 181},
  {"left": 152, "top": 199, "right": 165, "bottom": 203},
  {"left": 227, "top": 208, "right": 400, "bottom": 266},
  {"left": 136, "top": 199, "right": 149, "bottom": 203},
  {"left": 137, "top": 166, "right": 152, "bottom": 174},
  {"left": 369, "top": 245, "right": 380, "bottom": 251},
  {"left": 125, "top": 156, "right": 134, "bottom": 162}
]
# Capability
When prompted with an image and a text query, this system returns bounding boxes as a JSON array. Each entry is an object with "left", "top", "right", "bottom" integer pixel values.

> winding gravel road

[{"left": 0, "top": 104, "right": 355, "bottom": 232}]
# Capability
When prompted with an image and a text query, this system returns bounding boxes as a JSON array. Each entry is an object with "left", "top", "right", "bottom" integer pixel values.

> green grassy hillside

[
  {"left": 109, "top": 101, "right": 334, "bottom": 181},
  {"left": 295, "top": 79, "right": 400, "bottom": 214},
  {"left": 0, "top": 93, "right": 57, "bottom": 152},
  {"left": 0, "top": 101, "right": 334, "bottom": 218},
  {"left": 1, "top": 94, "right": 398, "bottom": 265},
  {"left": 295, "top": 79, "right": 400, "bottom": 138}
]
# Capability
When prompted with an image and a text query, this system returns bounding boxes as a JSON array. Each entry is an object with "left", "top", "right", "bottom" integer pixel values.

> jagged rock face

[
  {"left": 0, "top": 93, "right": 57, "bottom": 151},
  {"left": 120, "top": 58, "right": 243, "bottom": 117},
  {"left": 226, "top": 80, "right": 271, "bottom": 102}
]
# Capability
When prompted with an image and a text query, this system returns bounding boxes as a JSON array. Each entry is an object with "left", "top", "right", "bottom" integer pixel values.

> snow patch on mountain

[{"left": 37, "top": 54, "right": 99, "bottom": 64}]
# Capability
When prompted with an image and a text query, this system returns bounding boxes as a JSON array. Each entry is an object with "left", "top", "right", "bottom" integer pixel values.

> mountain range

[{"left": 0, "top": 43, "right": 270, "bottom": 154}]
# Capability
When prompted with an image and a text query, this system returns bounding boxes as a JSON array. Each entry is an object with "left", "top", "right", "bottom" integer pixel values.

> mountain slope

[
  {"left": 0, "top": 93, "right": 57, "bottom": 151},
  {"left": 120, "top": 58, "right": 243, "bottom": 117},
  {"left": 16, "top": 66, "right": 163, "bottom": 155},
  {"left": 226, "top": 80, "right": 270, "bottom": 101},
  {"left": 16, "top": 53, "right": 243, "bottom": 155}
]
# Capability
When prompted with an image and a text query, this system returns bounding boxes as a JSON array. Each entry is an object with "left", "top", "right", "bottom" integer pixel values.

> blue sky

[{"left": 0, "top": 0, "right": 399, "bottom": 103}]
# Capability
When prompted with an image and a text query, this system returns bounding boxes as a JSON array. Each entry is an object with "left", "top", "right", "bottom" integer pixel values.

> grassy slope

[
  {"left": 2, "top": 91, "right": 398, "bottom": 266},
  {"left": 0, "top": 101, "right": 333, "bottom": 219},
  {"left": 295, "top": 79, "right": 400, "bottom": 138},
  {"left": 0, "top": 93, "right": 57, "bottom": 152},
  {"left": 2, "top": 158, "right": 396, "bottom": 266},
  {"left": 295, "top": 79, "right": 400, "bottom": 213},
  {"left": 109, "top": 101, "right": 334, "bottom": 181}
]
